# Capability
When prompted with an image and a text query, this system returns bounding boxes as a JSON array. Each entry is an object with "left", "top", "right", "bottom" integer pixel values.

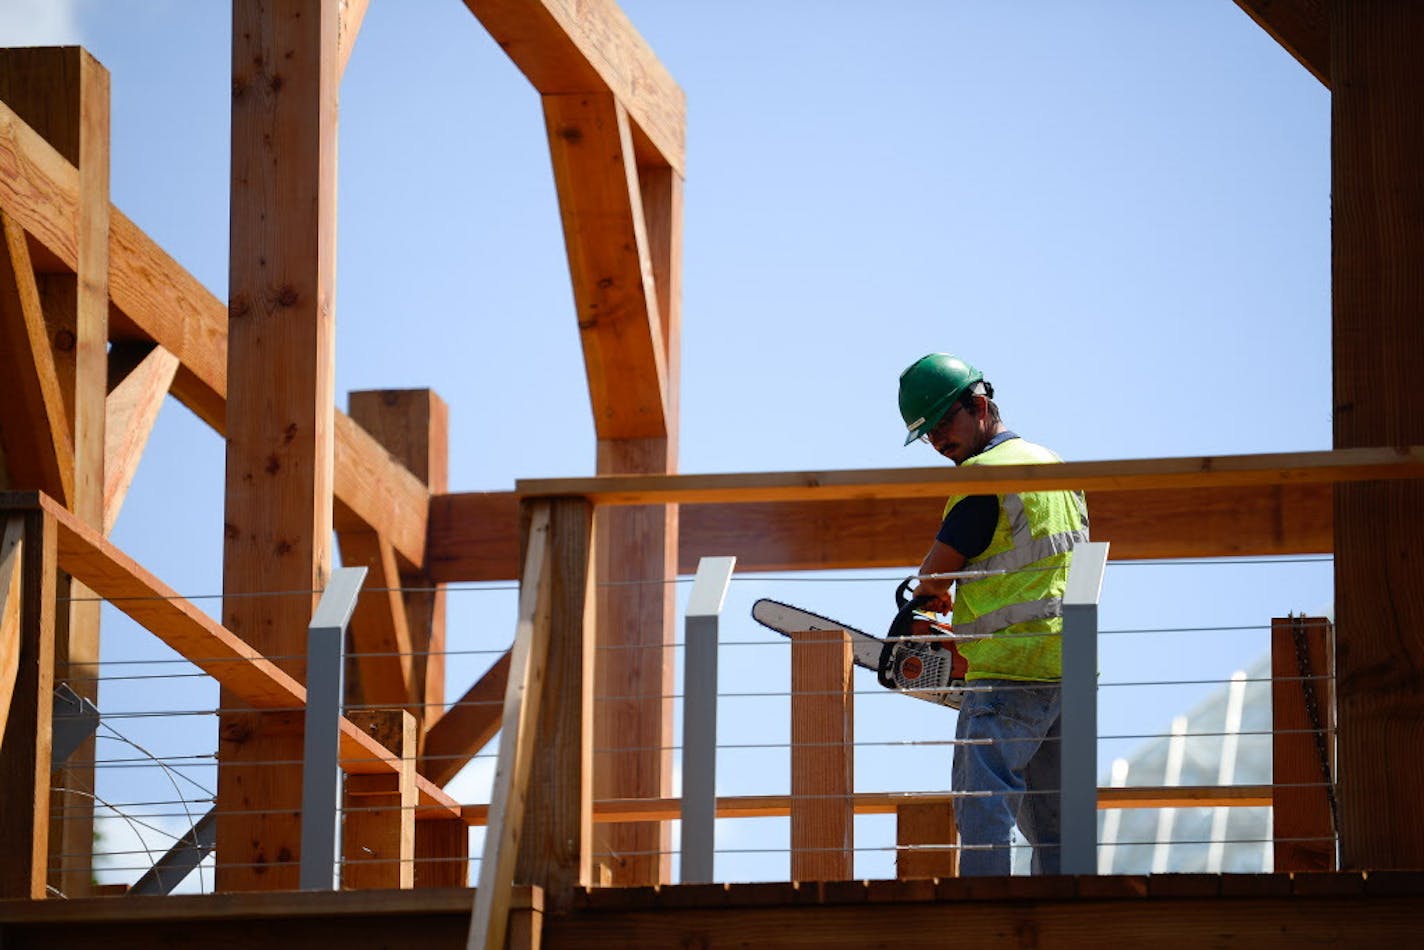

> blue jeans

[{"left": 952, "top": 680, "right": 1062, "bottom": 876}]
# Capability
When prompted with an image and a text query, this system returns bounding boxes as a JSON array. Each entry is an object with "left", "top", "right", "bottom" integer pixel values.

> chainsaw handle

[
  {"left": 895, "top": 576, "right": 937, "bottom": 615},
  {"left": 879, "top": 582, "right": 939, "bottom": 689}
]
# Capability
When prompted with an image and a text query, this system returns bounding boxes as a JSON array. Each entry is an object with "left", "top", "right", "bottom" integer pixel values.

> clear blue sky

[{"left": 9, "top": 0, "right": 1332, "bottom": 883}]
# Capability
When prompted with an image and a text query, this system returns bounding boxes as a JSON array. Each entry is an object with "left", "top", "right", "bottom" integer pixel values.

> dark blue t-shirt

[{"left": 935, "top": 431, "right": 1019, "bottom": 558}]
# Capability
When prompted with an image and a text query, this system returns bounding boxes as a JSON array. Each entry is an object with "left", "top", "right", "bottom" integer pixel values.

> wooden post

[
  {"left": 1271, "top": 617, "right": 1336, "bottom": 872},
  {"left": 789, "top": 628, "right": 854, "bottom": 882},
  {"left": 413, "top": 817, "right": 469, "bottom": 888},
  {"left": 346, "top": 389, "right": 449, "bottom": 733},
  {"left": 218, "top": 0, "right": 339, "bottom": 891},
  {"left": 896, "top": 802, "right": 958, "bottom": 880},
  {"left": 342, "top": 709, "right": 416, "bottom": 889},
  {"left": 516, "top": 497, "right": 596, "bottom": 911},
  {"left": 1330, "top": 0, "right": 1424, "bottom": 870},
  {"left": 0, "top": 502, "right": 57, "bottom": 899},
  {"left": 0, "top": 45, "right": 110, "bottom": 900}
]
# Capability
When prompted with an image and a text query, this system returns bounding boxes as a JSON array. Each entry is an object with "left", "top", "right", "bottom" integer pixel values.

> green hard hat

[{"left": 898, "top": 353, "right": 983, "bottom": 446}]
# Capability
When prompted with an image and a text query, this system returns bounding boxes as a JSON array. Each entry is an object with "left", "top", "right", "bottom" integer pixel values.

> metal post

[
  {"left": 680, "top": 555, "right": 736, "bottom": 884},
  {"left": 129, "top": 809, "right": 217, "bottom": 896},
  {"left": 298, "top": 566, "right": 367, "bottom": 891},
  {"left": 1060, "top": 540, "right": 1109, "bottom": 876}
]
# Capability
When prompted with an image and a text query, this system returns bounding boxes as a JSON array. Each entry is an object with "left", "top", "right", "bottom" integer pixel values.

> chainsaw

[{"left": 751, "top": 579, "right": 968, "bottom": 709}]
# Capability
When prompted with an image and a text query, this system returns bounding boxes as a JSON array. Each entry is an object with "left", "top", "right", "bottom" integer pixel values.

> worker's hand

[{"left": 913, "top": 578, "right": 952, "bottom": 616}]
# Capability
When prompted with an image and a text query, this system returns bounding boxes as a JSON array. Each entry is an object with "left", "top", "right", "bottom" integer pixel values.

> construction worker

[{"left": 898, "top": 353, "right": 1089, "bottom": 876}]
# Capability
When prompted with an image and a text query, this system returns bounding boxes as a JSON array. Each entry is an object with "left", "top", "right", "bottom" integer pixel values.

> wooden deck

[{"left": 3, "top": 873, "right": 1422, "bottom": 948}]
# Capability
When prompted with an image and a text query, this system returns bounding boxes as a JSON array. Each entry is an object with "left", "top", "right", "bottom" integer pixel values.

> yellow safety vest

[{"left": 944, "top": 436, "right": 1090, "bottom": 682}]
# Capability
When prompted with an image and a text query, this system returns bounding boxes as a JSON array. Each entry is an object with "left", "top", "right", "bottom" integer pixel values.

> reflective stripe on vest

[
  {"left": 958, "top": 492, "right": 1091, "bottom": 586},
  {"left": 952, "top": 596, "right": 1064, "bottom": 638}
]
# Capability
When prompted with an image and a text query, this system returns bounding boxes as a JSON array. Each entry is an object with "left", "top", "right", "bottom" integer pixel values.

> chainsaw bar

[{"left": 750, "top": 598, "right": 886, "bottom": 671}]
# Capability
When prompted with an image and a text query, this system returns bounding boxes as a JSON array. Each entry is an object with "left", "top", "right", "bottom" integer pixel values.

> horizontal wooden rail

[
  {"left": 459, "top": 785, "right": 1274, "bottom": 825},
  {"left": 0, "top": 491, "right": 462, "bottom": 821},
  {"left": 516, "top": 446, "right": 1424, "bottom": 506}
]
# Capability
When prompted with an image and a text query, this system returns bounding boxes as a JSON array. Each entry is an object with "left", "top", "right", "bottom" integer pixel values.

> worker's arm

[{"left": 916, "top": 539, "right": 967, "bottom": 614}]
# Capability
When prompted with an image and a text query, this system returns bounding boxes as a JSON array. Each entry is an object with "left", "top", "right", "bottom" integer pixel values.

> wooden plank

[
  {"left": 897, "top": 802, "right": 957, "bottom": 880},
  {"left": 419, "top": 650, "right": 509, "bottom": 788},
  {"left": 217, "top": 0, "right": 340, "bottom": 892},
  {"left": 342, "top": 709, "right": 417, "bottom": 889},
  {"left": 1271, "top": 617, "right": 1336, "bottom": 872},
  {"left": 427, "top": 483, "right": 1332, "bottom": 583},
  {"left": 332, "top": 410, "right": 429, "bottom": 570},
  {"left": 789, "top": 629, "right": 854, "bottom": 882},
  {"left": 472, "top": 502, "right": 553, "bottom": 950},
  {"left": 102, "top": 342, "right": 178, "bottom": 534},
  {"left": 544, "top": 93, "right": 668, "bottom": 440},
  {"left": 462, "top": 0, "right": 685, "bottom": 173},
  {"left": 348, "top": 389, "right": 448, "bottom": 731},
  {"left": 414, "top": 818, "right": 469, "bottom": 888},
  {"left": 593, "top": 438, "right": 676, "bottom": 886},
  {"left": 1, "top": 45, "right": 112, "bottom": 901},
  {"left": 1233, "top": 0, "right": 1329, "bottom": 86},
  {"left": 0, "top": 99, "right": 79, "bottom": 271},
  {"left": 0, "top": 508, "right": 55, "bottom": 899},
  {"left": 0, "top": 517, "right": 24, "bottom": 754},
  {"left": 337, "top": 0, "right": 371, "bottom": 78},
  {"left": 518, "top": 447, "right": 1424, "bottom": 506},
  {"left": 1331, "top": 0, "right": 1424, "bottom": 872},
  {"left": 517, "top": 497, "right": 596, "bottom": 910},
  {"left": 338, "top": 529, "right": 415, "bottom": 708},
  {"left": 0, "top": 494, "right": 451, "bottom": 813},
  {"left": 458, "top": 785, "right": 1278, "bottom": 826},
  {"left": 0, "top": 209, "right": 73, "bottom": 505}
]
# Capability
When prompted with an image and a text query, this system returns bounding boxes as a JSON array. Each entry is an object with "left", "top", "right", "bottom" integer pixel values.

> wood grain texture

[
  {"left": 0, "top": 517, "right": 25, "bottom": 756},
  {"left": 420, "top": 650, "right": 509, "bottom": 787},
  {"left": 102, "top": 342, "right": 177, "bottom": 534},
  {"left": 0, "top": 210, "right": 73, "bottom": 505},
  {"left": 1271, "top": 617, "right": 1336, "bottom": 872},
  {"left": 517, "top": 497, "right": 596, "bottom": 910},
  {"left": 519, "top": 447, "right": 1424, "bottom": 505},
  {"left": 1233, "top": 0, "right": 1329, "bottom": 85},
  {"left": 462, "top": 0, "right": 686, "bottom": 172},
  {"left": 338, "top": 529, "right": 415, "bottom": 708},
  {"left": 789, "top": 629, "right": 854, "bottom": 882},
  {"left": 897, "top": 801, "right": 958, "bottom": 880},
  {"left": 0, "top": 508, "right": 54, "bottom": 899},
  {"left": 1330, "top": 0, "right": 1424, "bottom": 871},
  {"left": 544, "top": 93, "right": 668, "bottom": 440},
  {"left": 342, "top": 709, "right": 417, "bottom": 890}
]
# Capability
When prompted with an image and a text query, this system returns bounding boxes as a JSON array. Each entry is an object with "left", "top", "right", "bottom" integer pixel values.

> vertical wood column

[
  {"left": 347, "top": 389, "right": 449, "bottom": 731},
  {"left": 1271, "top": 617, "right": 1336, "bottom": 872},
  {"left": 0, "top": 503, "right": 57, "bottom": 899},
  {"left": 342, "top": 709, "right": 416, "bottom": 889},
  {"left": 1330, "top": 0, "right": 1424, "bottom": 870},
  {"left": 789, "top": 628, "right": 855, "bottom": 882},
  {"left": 897, "top": 802, "right": 958, "bottom": 880},
  {"left": 0, "top": 46, "right": 110, "bottom": 899},
  {"left": 218, "top": 0, "right": 339, "bottom": 892},
  {"left": 517, "top": 497, "right": 596, "bottom": 910}
]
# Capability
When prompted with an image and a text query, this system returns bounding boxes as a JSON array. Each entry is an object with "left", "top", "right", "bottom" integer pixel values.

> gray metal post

[
  {"left": 1060, "top": 540, "right": 1109, "bottom": 876},
  {"left": 680, "top": 555, "right": 736, "bottom": 884},
  {"left": 298, "top": 566, "right": 367, "bottom": 891},
  {"left": 129, "top": 808, "right": 218, "bottom": 896},
  {"left": 51, "top": 683, "right": 101, "bottom": 769}
]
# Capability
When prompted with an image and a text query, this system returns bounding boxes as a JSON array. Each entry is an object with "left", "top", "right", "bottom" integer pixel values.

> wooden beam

[
  {"left": 348, "top": 389, "right": 449, "bottom": 732},
  {"left": 343, "top": 708, "right": 417, "bottom": 890},
  {"left": 0, "top": 508, "right": 55, "bottom": 900},
  {"left": 420, "top": 650, "right": 509, "bottom": 788},
  {"left": 461, "top": 785, "right": 1279, "bottom": 826},
  {"left": 1234, "top": 0, "right": 1330, "bottom": 86},
  {"left": 426, "top": 481, "right": 1333, "bottom": 583},
  {"left": 1271, "top": 617, "right": 1336, "bottom": 872},
  {"left": 789, "top": 629, "right": 855, "bottom": 882},
  {"left": 593, "top": 439, "right": 676, "bottom": 886},
  {"left": 337, "top": 0, "right": 371, "bottom": 78},
  {"left": 517, "top": 497, "right": 596, "bottom": 910},
  {"left": 518, "top": 447, "right": 1424, "bottom": 506},
  {"left": 544, "top": 93, "right": 668, "bottom": 440},
  {"left": 472, "top": 502, "right": 553, "bottom": 950},
  {"left": 0, "top": 492, "right": 463, "bottom": 818},
  {"left": 0, "top": 210, "right": 73, "bottom": 505},
  {"left": 1331, "top": 0, "right": 1424, "bottom": 871},
  {"left": 896, "top": 802, "right": 957, "bottom": 880},
  {"left": 102, "top": 342, "right": 178, "bottom": 534},
  {"left": 0, "top": 100, "right": 429, "bottom": 566},
  {"left": 461, "top": 0, "right": 686, "bottom": 173},
  {"left": 218, "top": 0, "right": 341, "bottom": 892},
  {"left": 0, "top": 517, "right": 25, "bottom": 757},
  {"left": 338, "top": 530, "right": 415, "bottom": 708}
]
